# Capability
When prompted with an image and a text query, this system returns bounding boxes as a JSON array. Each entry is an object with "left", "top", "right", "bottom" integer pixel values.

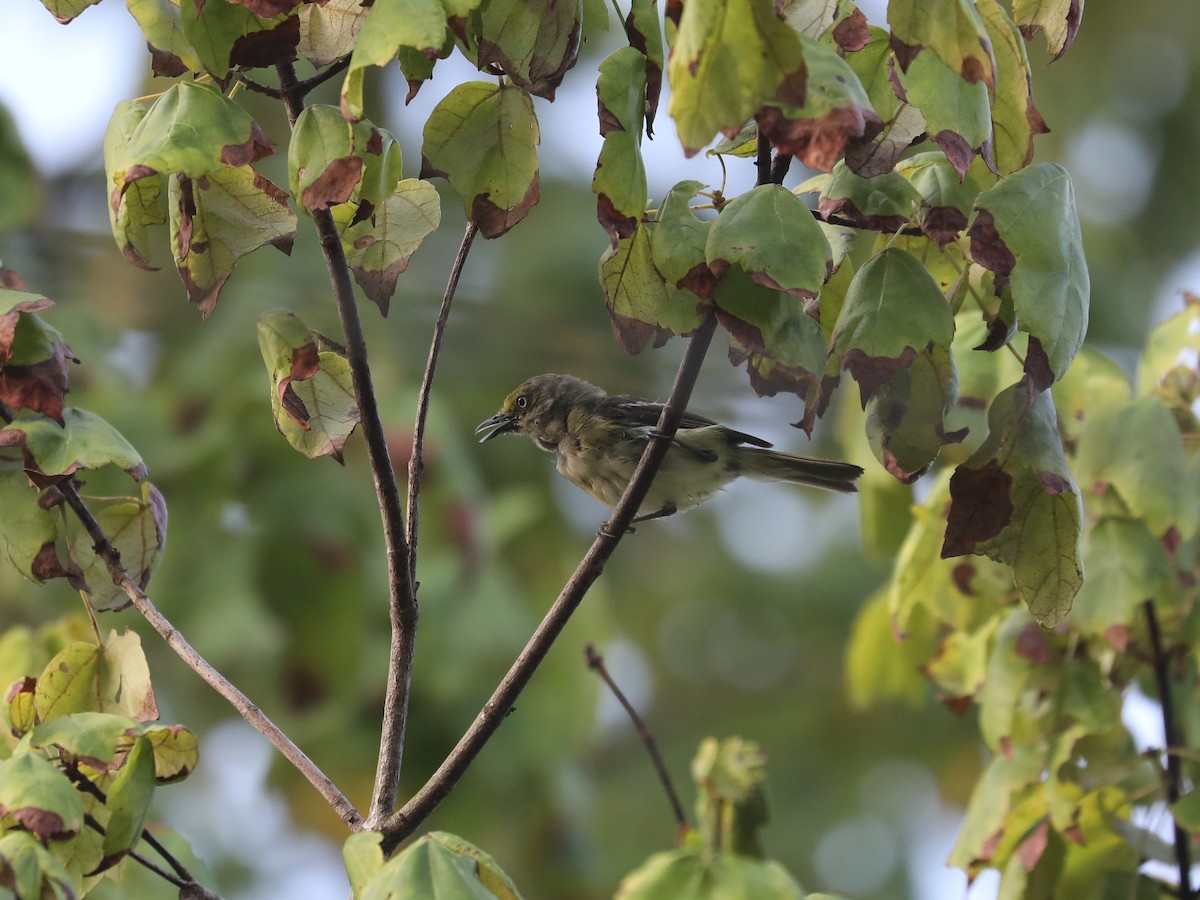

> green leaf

[
  {"left": 257, "top": 311, "right": 361, "bottom": 463},
  {"left": 299, "top": 0, "right": 368, "bottom": 69},
  {"left": 341, "top": 179, "right": 442, "bottom": 315},
  {"left": 942, "top": 380, "right": 1083, "bottom": 626},
  {"left": 979, "top": 0, "right": 1048, "bottom": 175},
  {"left": 830, "top": 247, "right": 955, "bottom": 405},
  {"left": 599, "top": 226, "right": 681, "bottom": 354},
  {"left": 0, "top": 466, "right": 61, "bottom": 584},
  {"left": 0, "top": 408, "right": 147, "bottom": 487},
  {"left": 691, "top": 737, "right": 770, "bottom": 856},
  {"left": 178, "top": 0, "right": 299, "bottom": 78},
  {"left": 896, "top": 152, "right": 983, "bottom": 247},
  {"left": 0, "top": 752, "right": 84, "bottom": 840},
  {"left": 1012, "top": 0, "right": 1082, "bottom": 60},
  {"left": 1070, "top": 518, "right": 1174, "bottom": 636},
  {"left": 1073, "top": 395, "right": 1196, "bottom": 540},
  {"left": 97, "top": 735, "right": 157, "bottom": 873},
  {"left": 344, "top": 831, "right": 386, "bottom": 895},
  {"left": 707, "top": 184, "right": 832, "bottom": 300},
  {"left": 650, "top": 180, "right": 715, "bottom": 299},
  {"left": 893, "top": 41, "right": 991, "bottom": 176},
  {"left": 360, "top": 831, "right": 521, "bottom": 900},
  {"left": 104, "top": 99, "right": 166, "bottom": 271},
  {"left": 1050, "top": 345, "right": 1132, "bottom": 445},
  {"left": 289, "top": 106, "right": 403, "bottom": 214},
  {"left": 108, "top": 83, "right": 274, "bottom": 202},
  {"left": 615, "top": 848, "right": 803, "bottom": 900},
  {"left": 34, "top": 633, "right": 158, "bottom": 722},
  {"left": 948, "top": 742, "right": 1044, "bottom": 878},
  {"left": 843, "top": 26, "right": 922, "bottom": 177},
  {"left": 474, "top": 0, "right": 583, "bottom": 100},
  {"left": 421, "top": 82, "right": 540, "bottom": 238},
  {"left": 667, "top": 0, "right": 806, "bottom": 156},
  {"left": 169, "top": 165, "right": 296, "bottom": 317},
  {"left": 0, "top": 831, "right": 77, "bottom": 900},
  {"left": 143, "top": 724, "right": 199, "bottom": 783},
  {"left": 625, "top": 0, "right": 664, "bottom": 132},
  {"left": 342, "top": 0, "right": 446, "bottom": 121},
  {"left": 126, "top": 0, "right": 203, "bottom": 77},
  {"left": 37, "top": 0, "right": 102, "bottom": 23},
  {"left": 817, "top": 160, "right": 923, "bottom": 232},
  {"left": 594, "top": 47, "right": 649, "bottom": 243},
  {"left": 29, "top": 712, "right": 140, "bottom": 769},
  {"left": 888, "top": 0, "right": 995, "bottom": 87},
  {"left": 968, "top": 163, "right": 1089, "bottom": 390},
  {"left": 67, "top": 482, "right": 168, "bottom": 612}
]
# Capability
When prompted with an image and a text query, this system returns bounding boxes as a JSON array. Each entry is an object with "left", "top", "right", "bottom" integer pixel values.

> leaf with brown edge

[
  {"left": 169, "top": 166, "right": 296, "bottom": 317},
  {"left": 421, "top": 81, "right": 540, "bottom": 239},
  {"left": 341, "top": 179, "right": 442, "bottom": 316},
  {"left": 0, "top": 409, "right": 147, "bottom": 489},
  {"left": 817, "top": 160, "right": 923, "bottom": 233},
  {"left": 103, "top": 99, "right": 166, "bottom": 271},
  {"left": 67, "top": 483, "right": 169, "bottom": 612},
  {"left": 1012, "top": 0, "right": 1082, "bottom": 61},
  {"left": 474, "top": 0, "right": 582, "bottom": 101},
  {"left": 600, "top": 226, "right": 696, "bottom": 354},
  {"left": 650, "top": 180, "right": 715, "bottom": 300},
  {"left": 942, "top": 379, "right": 1081, "bottom": 626},
  {"left": 0, "top": 466, "right": 62, "bottom": 586},
  {"left": 593, "top": 47, "right": 649, "bottom": 245},
  {"left": 341, "top": 0, "right": 448, "bottom": 122},
  {"left": 888, "top": 0, "right": 995, "bottom": 88},
  {"left": 896, "top": 152, "right": 987, "bottom": 248},
  {"left": 257, "top": 311, "right": 360, "bottom": 462},
  {"left": 756, "top": 36, "right": 880, "bottom": 173},
  {"left": 623, "top": 0, "right": 664, "bottom": 134},
  {"left": 979, "top": 0, "right": 1049, "bottom": 175},
  {"left": 179, "top": 0, "right": 298, "bottom": 78},
  {"left": 0, "top": 754, "right": 83, "bottom": 842},
  {"left": 126, "top": 0, "right": 204, "bottom": 78},
  {"left": 968, "top": 163, "right": 1088, "bottom": 391}
]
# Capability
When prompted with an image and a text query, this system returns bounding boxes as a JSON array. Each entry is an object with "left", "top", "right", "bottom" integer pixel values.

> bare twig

[
  {"left": 378, "top": 313, "right": 719, "bottom": 852},
  {"left": 235, "top": 55, "right": 351, "bottom": 101},
  {"left": 81, "top": 813, "right": 191, "bottom": 890},
  {"left": 1143, "top": 599, "right": 1193, "bottom": 900},
  {"left": 406, "top": 221, "right": 479, "bottom": 581},
  {"left": 57, "top": 480, "right": 364, "bottom": 830},
  {"left": 584, "top": 644, "right": 689, "bottom": 834},
  {"left": 276, "top": 63, "right": 419, "bottom": 828}
]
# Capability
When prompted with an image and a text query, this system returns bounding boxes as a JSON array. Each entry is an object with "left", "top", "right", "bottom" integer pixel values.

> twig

[
  {"left": 813, "top": 209, "right": 923, "bottom": 236},
  {"left": 406, "top": 221, "right": 479, "bottom": 581},
  {"left": 1143, "top": 599, "right": 1193, "bottom": 900},
  {"left": 57, "top": 480, "right": 365, "bottom": 829},
  {"left": 378, "top": 313, "right": 719, "bottom": 852},
  {"left": 81, "top": 813, "right": 191, "bottom": 889},
  {"left": 235, "top": 55, "right": 351, "bottom": 101},
  {"left": 755, "top": 130, "right": 772, "bottom": 187},
  {"left": 276, "top": 63, "right": 420, "bottom": 828},
  {"left": 584, "top": 644, "right": 689, "bottom": 834}
]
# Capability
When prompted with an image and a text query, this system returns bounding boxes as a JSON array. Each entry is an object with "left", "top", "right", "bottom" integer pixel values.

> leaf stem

[
  {"left": 57, "top": 479, "right": 364, "bottom": 829},
  {"left": 584, "top": 644, "right": 689, "bottom": 834},
  {"left": 275, "top": 62, "right": 420, "bottom": 827},
  {"left": 377, "top": 313, "right": 719, "bottom": 852},
  {"left": 1143, "top": 598, "right": 1193, "bottom": 900},
  {"left": 406, "top": 221, "right": 478, "bottom": 581}
]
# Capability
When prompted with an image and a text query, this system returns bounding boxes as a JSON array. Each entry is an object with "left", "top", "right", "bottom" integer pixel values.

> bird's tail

[{"left": 738, "top": 448, "right": 863, "bottom": 493}]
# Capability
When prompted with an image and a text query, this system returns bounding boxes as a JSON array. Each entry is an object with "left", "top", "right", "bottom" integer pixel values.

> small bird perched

[{"left": 476, "top": 374, "right": 862, "bottom": 523}]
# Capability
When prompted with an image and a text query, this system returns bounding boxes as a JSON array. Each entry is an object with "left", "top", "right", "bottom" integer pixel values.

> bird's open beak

[{"left": 475, "top": 412, "right": 518, "bottom": 442}]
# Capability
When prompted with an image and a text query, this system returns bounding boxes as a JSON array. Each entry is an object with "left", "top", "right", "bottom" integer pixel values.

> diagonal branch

[
  {"left": 378, "top": 313, "right": 719, "bottom": 852},
  {"left": 406, "top": 221, "right": 479, "bottom": 581},
  {"left": 57, "top": 479, "right": 363, "bottom": 829},
  {"left": 275, "top": 63, "right": 420, "bottom": 828}
]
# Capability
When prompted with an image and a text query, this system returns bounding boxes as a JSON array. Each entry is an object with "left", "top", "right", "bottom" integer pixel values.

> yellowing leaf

[
  {"left": 474, "top": 0, "right": 583, "bottom": 100},
  {"left": 978, "top": 0, "right": 1049, "bottom": 175},
  {"left": 1012, "top": 0, "right": 1083, "bottom": 60},
  {"left": 888, "top": 0, "right": 996, "bottom": 87}
]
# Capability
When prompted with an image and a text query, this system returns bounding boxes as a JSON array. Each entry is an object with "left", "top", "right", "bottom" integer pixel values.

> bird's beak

[{"left": 475, "top": 412, "right": 518, "bottom": 442}]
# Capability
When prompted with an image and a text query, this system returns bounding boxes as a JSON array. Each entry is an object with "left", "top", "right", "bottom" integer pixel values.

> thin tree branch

[
  {"left": 755, "top": 130, "right": 772, "bottom": 187},
  {"left": 1144, "top": 599, "right": 1193, "bottom": 900},
  {"left": 406, "top": 221, "right": 479, "bottom": 581},
  {"left": 235, "top": 55, "right": 351, "bottom": 101},
  {"left": 584, "top": 644, "right": 689, "bottom": 835},
  {"left": 56, "top": 480, "right": 364, "bottom": 830},
  {"left": 276, "top": 63, "right": 420, "bottom": 828},
  {"left": 378, "top": 313, "right": 719, "bottom": 852},
  {"left": 81, "top": 813, "right": 191, "bottom": 890}
]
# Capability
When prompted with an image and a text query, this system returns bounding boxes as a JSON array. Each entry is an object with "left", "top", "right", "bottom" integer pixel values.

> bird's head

[{"left": 475, "top": 374, "right": 603, "bottom": 450}]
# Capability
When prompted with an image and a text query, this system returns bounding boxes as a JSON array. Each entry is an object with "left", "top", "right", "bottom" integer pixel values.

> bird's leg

[
  {"left": 630, "top": 502, "right": 678, "bottom": 524},
  {"left": 647, "top": 428, "right": 718, "bottom": 463}
]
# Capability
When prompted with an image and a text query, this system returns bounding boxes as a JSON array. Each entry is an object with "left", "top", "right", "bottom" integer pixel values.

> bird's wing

[{"left": 600, "top": 395, "right": 774, "bottom": 448}]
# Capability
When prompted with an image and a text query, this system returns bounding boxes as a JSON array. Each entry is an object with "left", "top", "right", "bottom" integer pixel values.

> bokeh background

[{"left": 1, "top": 1, "right": 1198, "bottom": 897}]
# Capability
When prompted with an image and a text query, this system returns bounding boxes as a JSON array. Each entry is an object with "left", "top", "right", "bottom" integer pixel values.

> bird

[{"left": 475, "top": 374, "right": 862, "bottom": 523}]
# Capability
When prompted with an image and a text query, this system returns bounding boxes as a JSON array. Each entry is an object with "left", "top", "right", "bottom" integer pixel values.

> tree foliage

[{"left": 1, "top": 0, "right": 1197, "bottom": 898}]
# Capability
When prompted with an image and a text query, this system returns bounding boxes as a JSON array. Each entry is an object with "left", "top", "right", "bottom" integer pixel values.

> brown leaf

[
  {"left": 229, "top": 13, "right": 300, "bottom": 69},
  {"left": 219, "top": 121, "right": 276, "bottom": 168},
  {"left": 300, "top": 156, "right": 363, "bottom": 210},
  {"left": 832, "top": 8, "right": 870, "bottom": 52},
  {"left": 967, "top": 209, "right": 1016, "bottom": 291},
  {"left": 1016, "top": 819, "right": 1050, "bottom": 871},
  {"left": 471, "top": 171, "right": 541, "bottom": 239},
  {"left": 757, "top": 104, "right": 881, "bottom": 173},
  {"left": 819, "top": 195, "right": 910, "bottom": 235},
  {"left": 597, "top": 193, "right": 638, "bottom": 243},
  {"left": 609, "top": 311, "right": 671, "bottom": 354},
  {"left": 1014, "top": 622, "right": 1052, "bottom": 664},
  {"left": 920, "top": 205, "right": 969, "bottom": 249},
  {"left": 0, "top": 344, "right": 76, "bottom": 425},
  {"left": 841, "top": 345, "right": 918, "bottom": 406}
]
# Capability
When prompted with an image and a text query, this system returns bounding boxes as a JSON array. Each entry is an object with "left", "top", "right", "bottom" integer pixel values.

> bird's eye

[{"left": 515, "top": 395, "right": 528, "bottom": 409}]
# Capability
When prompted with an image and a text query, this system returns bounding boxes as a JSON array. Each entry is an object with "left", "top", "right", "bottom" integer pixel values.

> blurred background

[{"left": 1, "top": 1, "right": 1198, "bottom": 897}]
